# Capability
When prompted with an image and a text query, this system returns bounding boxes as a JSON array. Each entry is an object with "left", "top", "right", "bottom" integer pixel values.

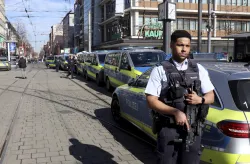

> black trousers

[
  {"left": 156, "top": 126, "right": 202, "bottom": 164},
  {"left": 67, "top": 67, "right": 73, "bottom": 78},
  {"left": 56, "top": 64, "right": 59, "bottom": 72}
]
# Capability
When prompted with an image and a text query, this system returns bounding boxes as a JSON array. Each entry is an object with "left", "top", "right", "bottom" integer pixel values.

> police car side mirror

[
  {"left": 96, "top": 63, "right": 98, "bottom": 66},
  {"left": 127, "top": 65, "right": 131, "bottom": 71},
  {"left": 128, "top": 78, "right": 135, "bottom": 86}
]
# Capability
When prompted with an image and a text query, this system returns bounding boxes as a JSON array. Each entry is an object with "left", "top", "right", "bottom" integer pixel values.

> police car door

[
  {"left": 133, "top": 68, "right": 155, "bottom": 134},
  {"left": 119, "top": 52, "right": 132, "bottom": 84},
  {"left": 121, "top": 68, "right": 153, "bottom": 130}
]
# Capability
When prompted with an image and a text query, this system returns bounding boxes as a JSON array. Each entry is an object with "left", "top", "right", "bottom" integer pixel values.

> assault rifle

[
  {"left": 151, "top": 80, "right": 208, "bottom": 152},
  {"left": 181, "top": 80, "right": 208, "bottom": 152}
]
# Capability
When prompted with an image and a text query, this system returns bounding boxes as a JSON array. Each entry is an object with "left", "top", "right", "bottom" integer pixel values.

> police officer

[
  {"left": 55, "top": 56, "right": 59, "bottom": 72},
  {"left": 66, "top": 55, "right": 75, "bottom": 79},
  {"left": 145, "top": 30, "right": 215, "bottom": 164}
]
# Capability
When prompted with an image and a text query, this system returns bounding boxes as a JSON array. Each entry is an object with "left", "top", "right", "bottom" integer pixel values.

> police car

[
  {"left": 104, "top": 49, "right": 166, "bottom": 91},
  {"left": 45, "top": 56, "right": 55, "bottom": 68},
  {"left": 111, "top": 58, "right": 250, "bottom": 164},
  {"left": 0, "top": 57, "right": 11, "bottom": 71}
]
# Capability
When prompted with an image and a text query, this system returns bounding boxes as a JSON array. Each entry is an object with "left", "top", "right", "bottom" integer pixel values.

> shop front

[
  {"left": 222, "top": 33, "right": 250, "bottom": 62},
  {"left": 95, "top": 13, "right": 164, "bottom": 50}
]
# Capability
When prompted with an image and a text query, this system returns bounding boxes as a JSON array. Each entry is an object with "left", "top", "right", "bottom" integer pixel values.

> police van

[
  {"left": 58, "top": 54, "right": 69, "bottom": 70},
  {"left": 75, "top": 52, "right": 85, "bottom": 75},
  {"left": 111, "top": 54, "right": 250, "bottom": 164},
  {"left": 0, "top": 57, "right": 11, "bottom": 71},
  {"left": 46, "top": 56, "right": 55, "bottom": 68},
  {"left": 83, "top": 51, "right": 107, "bottom": 85},
  {"left": 103, "top": 49, "right": 166, "bottom": 91}
]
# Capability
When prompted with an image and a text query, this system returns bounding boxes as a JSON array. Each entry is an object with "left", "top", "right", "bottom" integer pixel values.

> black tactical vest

[{"left": 159, "top": 58, "right": 201, "bottom": 112}]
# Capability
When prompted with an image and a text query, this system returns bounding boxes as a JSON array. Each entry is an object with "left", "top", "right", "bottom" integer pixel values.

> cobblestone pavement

[{"left": 0, "top": 64, "right": 157, "bottom": 164}]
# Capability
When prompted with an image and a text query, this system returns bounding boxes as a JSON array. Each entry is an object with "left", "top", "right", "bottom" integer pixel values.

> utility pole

[
  {"left": 207, "top": 0, "right": 212, "bottom": 53},
  {"left": 159, "top": 0, "right": 175, "bottom": 55},
  {"left": 88, "top": 10, "right": 92, "bottom": 52},
  {"left": 163, "top": 0, "right": 172, "bottom": 55},
  {"left": 198, "top": 0, "right": 202, "bottom": 53}
]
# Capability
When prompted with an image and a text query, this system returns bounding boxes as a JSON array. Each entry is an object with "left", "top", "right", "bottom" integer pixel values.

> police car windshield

[
  {"left": 130, "top": 52, "right": 165, "bottom": 67},
  {"left": 98, "top": 54, "right": 106, "bottom": 63},
  {"left": 228, "top": 80, "right": 250, "bottom": 111},
  {"left": 47, "top": 57, "right": 54, "bottom": 60}
]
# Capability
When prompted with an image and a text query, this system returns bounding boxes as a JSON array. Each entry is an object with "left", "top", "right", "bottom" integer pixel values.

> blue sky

[{"left": 6, "top": 0, "right": 75, "bottom": 53}]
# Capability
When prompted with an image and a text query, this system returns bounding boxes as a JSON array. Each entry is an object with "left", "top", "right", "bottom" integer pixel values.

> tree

[{"left": 14, "top": 21, "right": 28, "bottom": 45}]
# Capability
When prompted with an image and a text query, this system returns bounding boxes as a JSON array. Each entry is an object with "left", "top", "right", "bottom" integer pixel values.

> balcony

[
  {"left": 130, "top": 0, "right": 163, "bottom": 8},
  {"left": 186, "top": 30, "right": 242, "bottom": 37},
  {"left": 217, "top": 5, "right": 250, "bottom": 13},
  {"left": 177, "top": 3, "right": 209, "bottom": 11},
  {"left": 177, "top": 3, "right": 250, "bottom": 14}
]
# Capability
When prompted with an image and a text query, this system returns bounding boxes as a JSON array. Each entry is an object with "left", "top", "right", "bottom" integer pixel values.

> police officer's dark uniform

[
  {"left": 66, "top": 55, "right": 75, "bottom": 79},
  {"left": 145, "top": 30, "right": 215, "bottom": 164},
  {"left": 55, "top": 57, "right": 59, "bottom": 72}
]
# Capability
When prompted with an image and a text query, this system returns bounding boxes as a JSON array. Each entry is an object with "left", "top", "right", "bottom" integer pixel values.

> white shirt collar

[{"left": 171, "top": 58, "right": 188, "bottom": 70}]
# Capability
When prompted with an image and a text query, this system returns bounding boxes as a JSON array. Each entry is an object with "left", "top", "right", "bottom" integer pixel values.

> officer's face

[{"left": 171, "top": 38, "right": 191, "bottom": 62}]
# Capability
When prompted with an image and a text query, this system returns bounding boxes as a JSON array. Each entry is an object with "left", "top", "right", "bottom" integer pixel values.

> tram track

[{"left": 0, "top": 65, "right": 41, "bottom": 163}]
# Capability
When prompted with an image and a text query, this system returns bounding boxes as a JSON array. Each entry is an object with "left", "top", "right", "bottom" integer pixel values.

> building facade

[
  {"left": 6, "top": 20, "right": 19, "bottom": 56},
  {"left": 94, "top": 0, "right": 250, "bottom": 54},
  {"left": 63, "top": 11, "right": 75, "bottom": 53},
  {"left": 50, "top": 23, "right": 64, "bottom": 55},
  {"left": 74, "top": 0, "right": 82, "bottom": 53},
  {"left": 0, "top": 0, "right": 6, "bottom": 52}
]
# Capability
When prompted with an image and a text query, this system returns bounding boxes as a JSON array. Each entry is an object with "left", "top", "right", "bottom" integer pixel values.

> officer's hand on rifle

[
  {"left": 185, "top": 89, "right": 202, "bottom": 105},
  {"left": 173, "top": 110, "right": 190, "bottom": 130}
]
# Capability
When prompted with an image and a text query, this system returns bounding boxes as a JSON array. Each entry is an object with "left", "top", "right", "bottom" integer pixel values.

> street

[{"left": 0, "top": 64, "right": 157, "bottom": 164}]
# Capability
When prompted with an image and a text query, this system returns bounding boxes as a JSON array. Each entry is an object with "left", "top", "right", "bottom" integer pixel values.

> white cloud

[{"left": 6, "top": 0, "right": 74, "bottom": 52}]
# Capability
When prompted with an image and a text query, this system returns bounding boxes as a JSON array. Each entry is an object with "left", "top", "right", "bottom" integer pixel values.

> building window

[
  {"left": 220, "top": 0, "right": 226, "bottom": 5},
  {"left": 237, "top": 0, "right": 243, "bottom": 5},
  {"left": 184, "top": 19, "right": 189, "bottom": 30},
  {"left": 139, "top": 16, "right": 143, "bottom": 26},
  {"left": 190, "top": 20, "right": 196, "bottom": 30},
  {"left": 242, "top": 22, "right": 247, "bottom": 31},
  {"left": 106, "top": 0, "right": 115, "bottom": 20},
  {"left": 177, "top": 19, "right": 183, "bottom": 29},
  {"left": 226, "top": 0, "right": 231, "bottom": 5}
]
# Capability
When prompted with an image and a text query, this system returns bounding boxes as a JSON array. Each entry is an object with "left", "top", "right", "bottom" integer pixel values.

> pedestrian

[
  {"left": 145, "top": 30, "right": 215, "bottom": 164},
  {"left": 66, "top": 55, "right": 75, "bottom": 79},
  {"left": 55, "top": 56, "right": 59, "bottom": 72},
  {"left": 18, "top": 56, "right": 27, "bottom": 79}
]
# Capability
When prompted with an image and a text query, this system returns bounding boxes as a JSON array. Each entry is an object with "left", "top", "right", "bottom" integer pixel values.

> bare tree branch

[{"left": 13, "top": 21, "right": 28, "bottom": 43}]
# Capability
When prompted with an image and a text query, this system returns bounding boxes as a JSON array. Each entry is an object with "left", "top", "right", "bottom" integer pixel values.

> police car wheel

[{"left": 111, "top": 98, "right": 121, "bottom": 122}]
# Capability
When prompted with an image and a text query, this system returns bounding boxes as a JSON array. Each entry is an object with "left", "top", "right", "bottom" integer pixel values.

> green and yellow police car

[
  {"left": 111, "top": 61, "right": 250, "bottom": 164},
  {"left": 0, "top": 57, "right": 11, "bottom": 71}
]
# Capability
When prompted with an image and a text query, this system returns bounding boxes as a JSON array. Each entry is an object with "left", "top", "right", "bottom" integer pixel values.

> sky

[{"left": 6, "top": 0, "right": 75, "bottom": 53}]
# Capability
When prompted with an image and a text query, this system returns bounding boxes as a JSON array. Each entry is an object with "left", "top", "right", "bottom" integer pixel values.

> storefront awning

[{"left": 221, "top": 32, "right": 250, "bottom": 39}]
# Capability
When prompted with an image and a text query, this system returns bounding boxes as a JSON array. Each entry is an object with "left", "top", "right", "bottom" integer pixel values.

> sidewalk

[{"left": 1, "top": 65, "right": 157, "bottom": 164}]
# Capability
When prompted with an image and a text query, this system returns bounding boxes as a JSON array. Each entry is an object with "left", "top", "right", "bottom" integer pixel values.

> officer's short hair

[{"left": 171, "top": 30, "right": 192, "bottom": 43}]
